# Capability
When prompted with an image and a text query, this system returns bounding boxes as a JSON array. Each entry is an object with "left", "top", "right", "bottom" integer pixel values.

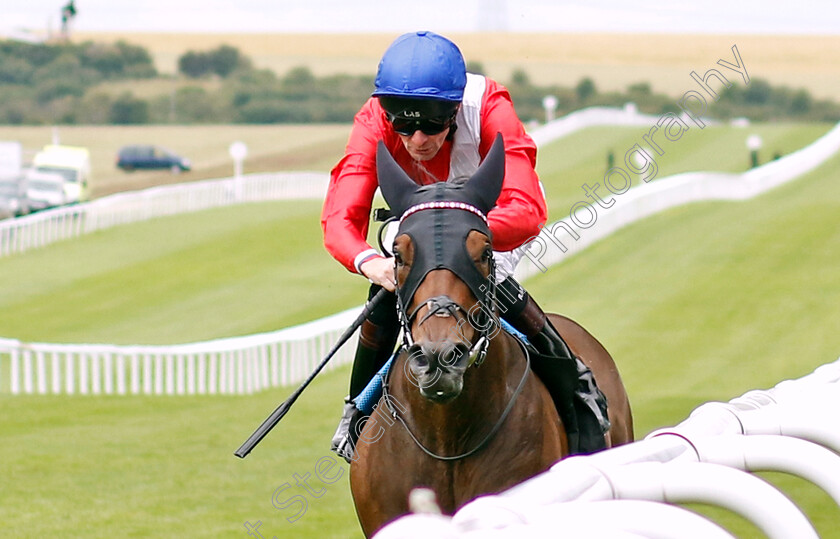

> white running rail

[
  {"left": 0, "top": 171, "right": 329, "bottom": 258},
  {"left": 0, "top": 305, "right": 360, "bottom": 395}
]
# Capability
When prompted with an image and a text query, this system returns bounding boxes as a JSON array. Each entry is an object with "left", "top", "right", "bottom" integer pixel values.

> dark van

[{"left": 117, "top": 145, "right": 191, "bottom": 173}]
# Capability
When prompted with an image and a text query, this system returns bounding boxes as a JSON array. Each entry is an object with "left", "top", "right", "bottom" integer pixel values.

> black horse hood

[{"left": 376, "top": 133, "right": 506, "bottom": 309}]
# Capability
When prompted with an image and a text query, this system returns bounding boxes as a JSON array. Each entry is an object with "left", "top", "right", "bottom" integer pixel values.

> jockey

[{"left": 321, "top": 31, "right": 609, "bottom": 462}]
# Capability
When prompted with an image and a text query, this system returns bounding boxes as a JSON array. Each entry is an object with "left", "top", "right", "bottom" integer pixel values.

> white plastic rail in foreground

[
  {"left": 374, "top": 499, "right": 736, "bottom": 539},
  {"left": 372, "top": 357, "right": 840, "bottom": 538}
]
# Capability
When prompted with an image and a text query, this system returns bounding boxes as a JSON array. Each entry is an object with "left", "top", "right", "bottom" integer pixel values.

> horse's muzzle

[{"left": 407, "top": 341, "right": 470, "bottom": 404}]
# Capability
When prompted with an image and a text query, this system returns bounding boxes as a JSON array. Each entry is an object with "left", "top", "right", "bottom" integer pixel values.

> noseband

[
  {"left": 384, "top": 227, "right": 530, "bottom": 461},
  {"left": 400, "top": 292, "right": 493, "bottom": 368}
]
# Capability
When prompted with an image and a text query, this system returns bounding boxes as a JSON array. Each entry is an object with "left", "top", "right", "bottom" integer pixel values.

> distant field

[
  {"left": 1, "top": 122, "right": 830, "bottom": 345},
  {"left": 0, "top": 124, "right": 349, "bottom": 198},
  {"left": 75, "top": 32, "right": 840, "bottom": 101},
  {"left": 0, "top": 121, "right": 830, "bottom": 345}
]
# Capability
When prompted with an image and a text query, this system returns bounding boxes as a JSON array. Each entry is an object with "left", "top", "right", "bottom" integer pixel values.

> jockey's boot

[
  {"left": 529, "top": 317, "right": 610, "bottom": 454},
  {"left": 330, "top": 397, "right": 366, "bottom": 464},
  {"left": 498, "top": 277, "right": 610, "bottom": 455},
  {"left": 330, "top": 312, "right": 398, "bottom": 463}
]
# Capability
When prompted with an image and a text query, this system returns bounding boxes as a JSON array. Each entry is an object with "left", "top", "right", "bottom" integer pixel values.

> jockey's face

[{"left": 398, "top": 128, "right": 450, "bottom": 161}]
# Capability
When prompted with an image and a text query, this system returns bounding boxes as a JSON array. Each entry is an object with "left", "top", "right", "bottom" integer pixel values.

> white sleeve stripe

[{"left": 353, "top": 249, "right": 380, "bottom": 274}]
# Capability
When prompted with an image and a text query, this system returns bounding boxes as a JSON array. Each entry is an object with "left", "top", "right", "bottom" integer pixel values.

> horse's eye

[
  {"left": 394, "top": 252, "right": 403, "bottom": 266},
  {"left": 481, "top": 248, "right": 492, "bottom": 263}
]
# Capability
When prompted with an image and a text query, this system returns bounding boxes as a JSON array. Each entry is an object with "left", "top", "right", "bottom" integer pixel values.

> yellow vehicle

[{"left": 31, "top": 145, "right": 91, "bottom": 203}]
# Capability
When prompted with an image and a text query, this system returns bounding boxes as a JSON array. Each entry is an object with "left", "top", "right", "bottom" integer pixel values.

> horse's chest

[{"left": 407, "top": 454, "right": 531, "bottom": 511}]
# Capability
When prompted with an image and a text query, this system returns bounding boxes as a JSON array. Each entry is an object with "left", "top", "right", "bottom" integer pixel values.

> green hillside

[{"left": 538, "top": 122, "right": 831, "bottom": 213}]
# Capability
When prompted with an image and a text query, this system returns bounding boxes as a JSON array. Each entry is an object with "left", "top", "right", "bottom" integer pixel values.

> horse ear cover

[
  {"left": 463, "top": 132, "right": 505, "bottom": 215},
  {"left": 376, "top": 140, "right": 417, "bottom": 217},
  {"left": 375, "top": 135, "right": 505, "bottom": 312}
]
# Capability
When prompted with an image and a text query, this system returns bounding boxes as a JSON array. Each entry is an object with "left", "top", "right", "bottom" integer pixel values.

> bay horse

[{"left": 349, "top": 134, "right": 633, "bottom": 537}]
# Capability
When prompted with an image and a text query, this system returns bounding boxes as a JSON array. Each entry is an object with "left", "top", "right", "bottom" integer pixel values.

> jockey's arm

[{"left": 322, "top": 101, "right": 387, "bottom": 274}]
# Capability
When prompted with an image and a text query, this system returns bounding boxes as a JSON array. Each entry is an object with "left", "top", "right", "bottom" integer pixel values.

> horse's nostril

[
  {"left": 440, "top": 344, "right": 468, "bottom": 368},
  {"left": 407, "top": 345, "right": 427, "bottom": 367}
]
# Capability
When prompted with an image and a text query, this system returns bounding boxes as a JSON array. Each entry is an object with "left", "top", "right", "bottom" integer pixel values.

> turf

[
  {"left": 0, "top": 200, "right": 367, "bottom": 344},
  {"left": 537, "top": 122, "right": 831, "bottom": 215},
  {"left": 1, "top": 123, "right": 839, "bottom": 537},
  {"left": 0, "top": 369, "right": 357, "bottom": 538}
]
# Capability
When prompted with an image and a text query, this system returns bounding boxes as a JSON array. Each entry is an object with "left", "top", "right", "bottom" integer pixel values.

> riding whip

[{"left": 234, "top": 287, "right": 389, "bottom": 458}]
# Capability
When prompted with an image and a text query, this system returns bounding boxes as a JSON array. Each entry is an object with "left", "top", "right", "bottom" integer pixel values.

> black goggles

[{"left": 386, "top": 112, "right": 456, "bottom": 136}]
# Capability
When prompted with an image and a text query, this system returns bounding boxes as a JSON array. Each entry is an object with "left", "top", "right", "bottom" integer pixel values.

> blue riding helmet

[{"left": 373, "top": 31, "right": 467, "bottom": 104}]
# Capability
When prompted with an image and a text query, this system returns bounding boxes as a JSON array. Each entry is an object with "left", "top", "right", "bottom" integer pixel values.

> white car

[
  {"left": 32, "top": 145, "right": 91, "bottom": 203},
  {"left": 26, "top": 170, "right": 68, "bottom": 211},
  {"left": 0, "top": 176, "right": 30, "bottom": 219}
]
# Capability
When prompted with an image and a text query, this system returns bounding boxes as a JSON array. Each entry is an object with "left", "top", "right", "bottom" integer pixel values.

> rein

[{"left": 382, "top": 335, "right": 531, "bottom": 462}]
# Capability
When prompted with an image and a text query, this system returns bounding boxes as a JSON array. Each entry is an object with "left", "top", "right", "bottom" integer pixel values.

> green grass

[
  {"left": 537, "top": 122, "right": 832, "bottom": 215},
  {"left": 1, "top": 122, "right": 839, "bottom": 537},
  {"left": 529, "top": 148, "right": 840, "bottom": 428},
  {"left": 0, "top": 368, "right": 359, "bottom": 538},
  {"left": 0, "top": 199, "right": 365, "bottom": 344}
]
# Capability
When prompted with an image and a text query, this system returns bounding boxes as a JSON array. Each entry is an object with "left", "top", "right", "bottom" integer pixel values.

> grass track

[
  {"left": 537, "top": 122, "right": 831, "bottom": 214},
  {"left": 0, "top": 199, "right": 365, "bottom": 344},
  {"left": 1, "top": 123, "right": 839, "bottom": 537}
]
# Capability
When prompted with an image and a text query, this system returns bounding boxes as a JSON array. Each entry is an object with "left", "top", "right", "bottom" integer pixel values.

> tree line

[{"left": 1, "top": 38, "right": 838, "bottom": 125}]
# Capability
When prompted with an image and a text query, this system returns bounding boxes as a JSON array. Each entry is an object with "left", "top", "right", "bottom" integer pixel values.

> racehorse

[{"left": 349, "top": 134, "right": 633, "bottom": 537}]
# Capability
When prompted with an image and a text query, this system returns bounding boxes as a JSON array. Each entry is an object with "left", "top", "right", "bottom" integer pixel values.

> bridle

[
  {"left": 393, "top": 200, "right": 499, "bottom": 369},
  {"left": 398, "top": 292, "right": 495, "bottom": 371},
  {"left": 384, "top": 200, "right": 531, "bottom": 461}
]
